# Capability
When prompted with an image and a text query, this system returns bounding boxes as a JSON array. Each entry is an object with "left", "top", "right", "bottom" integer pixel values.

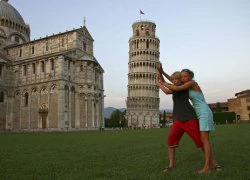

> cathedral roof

[
  {"left": 0, "top": 0, "right": 26, "bottom": 25},
  {"left": 78, "top": 54, "right": 98, "bottom": 63}
]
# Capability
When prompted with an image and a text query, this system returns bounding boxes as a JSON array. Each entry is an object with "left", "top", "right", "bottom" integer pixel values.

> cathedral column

[
  {"left": 92, "top": 99, "right": 95, "bottom": 127},
  {"left": 58, "top": 84, "right": 64, "bottom": 129},
  {"left": 85, "top": 99, "right": 88, "bottom": 127},
  {"left": 68, "top": 88, "right": 72, "bottom": 129},
  {"left": 96, "top": 100, "right": 99, "bottom": 127},
  {"left": 6, "top": 94, "right": 13, "bottom": 130},
  {"left": 75, "top": 93, "right": 80, "bottom": 128}
]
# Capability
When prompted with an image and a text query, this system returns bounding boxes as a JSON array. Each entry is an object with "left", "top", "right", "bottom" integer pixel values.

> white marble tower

[{"left": 125, "top": 20, "right": 160, "bottom": 128}]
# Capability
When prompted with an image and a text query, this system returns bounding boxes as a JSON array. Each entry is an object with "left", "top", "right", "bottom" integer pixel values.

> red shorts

[{"left": 168, "top": 119, "right": 203, "bottom": 148}]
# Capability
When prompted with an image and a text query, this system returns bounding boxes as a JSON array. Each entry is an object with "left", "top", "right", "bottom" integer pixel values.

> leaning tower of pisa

[{"left": 125, "top": 20, "right": 160, "bottom": 129}]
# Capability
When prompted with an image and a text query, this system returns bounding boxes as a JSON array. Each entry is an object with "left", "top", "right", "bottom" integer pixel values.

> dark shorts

[{"left": 168, "top": 119, "right": 203, "bottom": 148}]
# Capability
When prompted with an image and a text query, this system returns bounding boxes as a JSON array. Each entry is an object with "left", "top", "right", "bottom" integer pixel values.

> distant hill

[
  {"left": 104, "top": 107, "right": 126, "bottom": 119},
  {"left": 104, "top": 107, "right": 172, "bottom": 118}
]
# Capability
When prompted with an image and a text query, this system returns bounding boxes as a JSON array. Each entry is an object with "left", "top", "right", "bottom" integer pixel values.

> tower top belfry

[{"left": 131, "top": 20, "right": 156, "bottom": 38}]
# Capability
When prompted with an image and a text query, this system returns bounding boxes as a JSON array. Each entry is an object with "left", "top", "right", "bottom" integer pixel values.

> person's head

[
  {"left": 171, "top": 71, "right": 182, "bottom": 85},
  {"left": 181, "top": 69, "right": 194, "bottom": 83}
]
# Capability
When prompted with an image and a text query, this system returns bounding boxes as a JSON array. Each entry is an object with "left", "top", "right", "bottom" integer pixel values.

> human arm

[
  {"left": 157, "top": 63, "right": 165, "bottom": 82},
  {"left": 160, "top": 81, "right": 195, "bottom": 91},
  {"left": 156, "top": 75, "right": 173, "bottom": 95},
  {"left": 157, "top": 63, "right": 173, "bottom": 83},
  {"left": 162, "top": 69, "right": 173, "bottom": 83}
]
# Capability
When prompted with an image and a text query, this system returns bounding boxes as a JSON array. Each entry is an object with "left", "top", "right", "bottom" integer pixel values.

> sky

[{"left": 10, "top": 0, "right": 250, "bottom": 109}]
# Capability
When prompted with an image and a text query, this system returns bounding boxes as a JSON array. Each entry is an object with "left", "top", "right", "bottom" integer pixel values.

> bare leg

[
  {"left": 168, "top": 147, "right": 175, "bottom": 168},
  {"left": 199, "top": 132, "right": 211, "bottom": 174},
  {"left": 163, "top": 146, "right": 175, "bottom": 173},
  {"left": 201, "top": 148, "right": 218, "bottom": 169},
  {"left": 210, "top": 151, "right": 217, "bottom": 168}
]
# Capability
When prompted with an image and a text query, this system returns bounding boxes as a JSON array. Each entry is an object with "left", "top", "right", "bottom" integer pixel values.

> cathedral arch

[
  {"left": 50, "top": 84, "right": 57, "bottom": 93},
  {"left": 14, "top": 90, "right": 20, "bottom": 97},
  {"left": 24, "top": 92, "right": 29, "bottom": 106},
  {"left": 31, "top": 87, "right": 38, "bottom": 95},
  {"left": 0, "top": 28, "right": 6, "bottom": 37},
  {"left": 0, "top": 91, "right": 4, "bottom": 102},
  {"left": 1, "top": 19, "right": 4, "bottom": 26},
  {"left": 40, "top": 86, "right": 47, "bottom": 95},
  {"left": 71, "top": 86, "right": 75, "bottom": 92}
]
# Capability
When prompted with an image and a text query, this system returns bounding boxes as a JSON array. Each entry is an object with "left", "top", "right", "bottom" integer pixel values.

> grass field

[{"left": 0, "top": 124, "right": 249, "bottom": 180}]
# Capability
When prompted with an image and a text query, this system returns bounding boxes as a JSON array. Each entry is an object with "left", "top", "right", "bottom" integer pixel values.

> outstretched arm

[
  {"left": 157, "top": 63, "right": 165, "bottom": 83},
  {"left": 160, "top": 81, "right": 195, "bottom": 91},
  {"left": 157, "top": 81, "right": 173, "bottom": 95},
  {"left": 162, "top": 69, "right": 173, "bottom": 83},
  {"left": 157, "top": 63, "right": 173, "bottom": 83},
  {"left": 156, "top": 74, "right": 172, "bottom": 95}
]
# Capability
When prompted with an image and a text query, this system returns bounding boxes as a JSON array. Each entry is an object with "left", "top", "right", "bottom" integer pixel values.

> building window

[
  {"left": 15, "top": 36, "right": 19, "bottom": 43},
  {"left": 50, "top": 59, "right": 54, "bottom": 70},
  {"left": 24, "top": 92, "right": 29, "bottom": 106},
  {"left": 68, "top": 60, "right": 70, "bottom": 70},
  {"left": 41, "top": 61, "right": 45, "bottom": 73},
  {"left": 80, "top": 65, "right": 83, "bottom": 71},
  {"left": 83, "top": 42, "right": 86, "bottom": 51},
  {"left": 46, "top": 42, "right": 49, "bottom": 51},
  {"left": 247, "top": 106, "right": 250, "bottom": 111},
  {"left": 0, "top": 91, "right": 4, "bottom": 102},
  {"left": 246, "top": 97, "right": 250, "bottom": 102},
  {"left": 61, "top": 38, "right": 65, "bottom": 47},
  {"left": 32, "top": 63, "right": 36, "bottom": 74},
  {"left": 0, "top": 65, "right": 2, "bottom": 76},
  {"left": 31, "top": 46, "right": 35, "bottom": 54},
  {"left": 136, "top": 29, "right": 139, "bottom": 36},
  {"left": 19, "top": 49, "right": 22, "bottom": 57},
  {"left": 23, "top": 65, "right": 27, "bottom": 76},
  {"left": 146, "top": 39, "right": 149, "bottom": 48},
  {"left": 141, "top": 25, "right": 144, "bottom": 31}
]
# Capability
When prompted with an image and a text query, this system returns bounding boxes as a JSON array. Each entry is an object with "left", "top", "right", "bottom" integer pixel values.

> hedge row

[{"left": 213, "top": 112, "right": 236, "bottom": 124}]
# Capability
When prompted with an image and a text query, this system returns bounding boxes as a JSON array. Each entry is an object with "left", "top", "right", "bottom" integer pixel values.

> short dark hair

[{"left": 181, "top": 69, "right": 194, "bottom": 79}]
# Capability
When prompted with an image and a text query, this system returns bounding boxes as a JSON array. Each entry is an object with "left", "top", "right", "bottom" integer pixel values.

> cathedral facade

[
  {"left": 0, "top": 0, "right": 105, "bottom": 131},
  {"left": 125, "top": 20, "right": 160, "bottom": 128}
]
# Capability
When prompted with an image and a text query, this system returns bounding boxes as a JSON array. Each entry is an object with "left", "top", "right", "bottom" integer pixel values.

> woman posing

[
  {"left": 157, "top": 71, "right": 203, "bottom": 173},
  {"left": 158, "top": 64, "right": 221, "bottom": 174}
]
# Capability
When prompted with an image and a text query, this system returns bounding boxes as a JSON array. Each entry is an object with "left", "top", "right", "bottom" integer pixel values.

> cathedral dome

[{"left": 0, "top": 0, "right": 25, "bottom": 26}]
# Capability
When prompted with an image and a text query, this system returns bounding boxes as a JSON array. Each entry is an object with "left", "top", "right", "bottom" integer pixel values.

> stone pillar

[
  {"left": 68, "top": 88, "right": 72, "bottom": 129},
  {"left": 92, "top": 99, "right": 95, "bottom": 127},
  {"left": 6, "top": 94, "right": 13, "bottom": 130},
  {"left": 75, "top": 93, "right": 80, "bottom": 128},
  {"left": 96, "top": 100, "right": 99, "bottom": 127},
  {"left": 85, "top": 99, "right": 88, "bottom": 127},
  {"left": 58, "top": 83, "right": 64, "bottom": 129}
]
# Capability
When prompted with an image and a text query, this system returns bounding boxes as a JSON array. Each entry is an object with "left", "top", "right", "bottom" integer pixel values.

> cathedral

[{"left": 0, "top": 0, "right": 105, "bottom": 131}]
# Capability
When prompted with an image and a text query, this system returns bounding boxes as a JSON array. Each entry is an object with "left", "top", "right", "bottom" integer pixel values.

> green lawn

[{"left": 0, "top": 124, "right": 249, "bottom": 180}]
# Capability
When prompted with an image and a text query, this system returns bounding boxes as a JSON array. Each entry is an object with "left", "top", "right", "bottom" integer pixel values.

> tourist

[
  {"left": 158, "top": 65, "right": 221, "bottom": 174},
  {"left": 156, "top": 70, "right": 203, "bottom": 173}
]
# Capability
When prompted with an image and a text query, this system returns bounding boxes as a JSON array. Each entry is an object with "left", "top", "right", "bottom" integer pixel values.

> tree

[
  {"left": 106, "top": 109, "right": 126, "bottom": 128},
  {"left": 159, "top": 111, "right": 167, "bottom": 127},
  {"left": 215, "top": 102, "right": 222, "bottom": 113}
]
